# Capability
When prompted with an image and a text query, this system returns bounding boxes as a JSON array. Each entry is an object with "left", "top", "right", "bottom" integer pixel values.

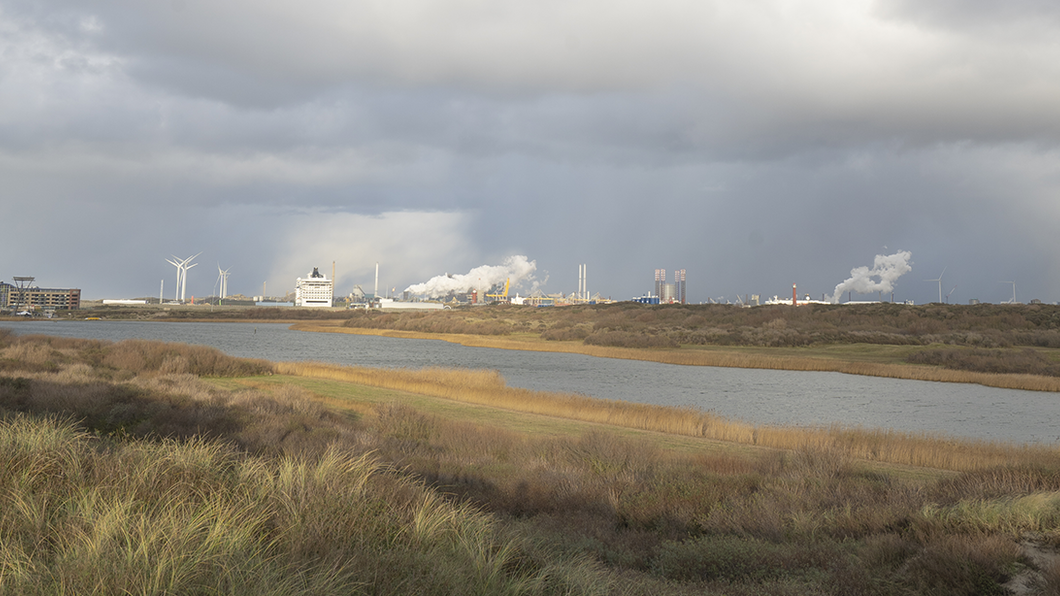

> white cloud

[{"left": 268, "top": 210, "right": 476, "bottom": 296}]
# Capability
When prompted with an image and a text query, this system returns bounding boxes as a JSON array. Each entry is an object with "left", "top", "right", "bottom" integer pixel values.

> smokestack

[
  {"left": 332, "top": 261, "right": 335, "bottom": 282},
  {"left": 374, "top": 263, "right": 379, "bottom": 298},
  {"left": 793, "top": 283, "right": 797, "bottom": 306}
]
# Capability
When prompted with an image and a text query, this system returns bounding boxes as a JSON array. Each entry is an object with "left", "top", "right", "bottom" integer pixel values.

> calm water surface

[{"left": 3, "top": 320, "right": 1058, "bottom": 444}]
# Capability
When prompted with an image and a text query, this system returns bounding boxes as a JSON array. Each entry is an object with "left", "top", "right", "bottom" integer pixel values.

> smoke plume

[
  {"left": 405, "top": 255, "right": 538, "bottom": 298},
  {"left": 829, "top": 251, "right": 912, "bottom": 303}
]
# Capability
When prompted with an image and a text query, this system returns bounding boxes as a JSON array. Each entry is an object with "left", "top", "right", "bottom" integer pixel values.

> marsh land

[
  {"left": 32, "top": 301, "right": 1060, "bottom": 391},
  {"left": 318, "top": 302, "right": 1060, "bottom": 392},
  {"left": 3, "top": 329, "right": 1060, "bottom": 594}
]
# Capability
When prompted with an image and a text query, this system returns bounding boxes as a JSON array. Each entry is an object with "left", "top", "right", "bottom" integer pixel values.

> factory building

[
  {"left": 651, "top": 269, "right": 687, "bottom": 304},
  {"left": 295, "top": 267, "right": 334, "bottom": 307},
  {"left": 1, "top": 281, "right": 81, "bottom": 311},
  {"left": 675, "top": 269, "right": 686, "bottom": 304}
]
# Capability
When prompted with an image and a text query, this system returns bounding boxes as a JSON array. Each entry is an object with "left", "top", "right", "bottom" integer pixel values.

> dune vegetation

[
  {"left": 3, "top": 329, "right": 1060, "bottom": 594},
  {"left": 337, "top": 302, "right": 1060, "bottom": 350},
  {"left": 318, "top": 302, "right": 1060, "bottom": 392}
]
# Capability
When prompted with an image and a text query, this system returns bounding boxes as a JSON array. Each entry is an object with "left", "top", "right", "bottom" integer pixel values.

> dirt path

[{"left": 1006, "top": 533, "right": 1060, "bottom": 595}]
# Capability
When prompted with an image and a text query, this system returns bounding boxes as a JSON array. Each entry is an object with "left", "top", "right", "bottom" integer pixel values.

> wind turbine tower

[
  {"left": 924, "top": 267, "right": 946, "bottom": 303},
  {"left": 998, "top": 281, "right": 1017, "bottom": 304},
  {"left": 166, "top": 257, "right": 183, "bottom": 302},
  {"left": 181, "top": 254, "right": 200, "bottom": 302},
  {"left": 578, "top": 264, "right": 587, "bottom": 301}
]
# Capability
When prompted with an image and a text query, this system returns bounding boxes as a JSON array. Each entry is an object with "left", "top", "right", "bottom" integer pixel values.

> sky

[{"left": 3, "top": 0, "right": 1060, "bottom": 305}]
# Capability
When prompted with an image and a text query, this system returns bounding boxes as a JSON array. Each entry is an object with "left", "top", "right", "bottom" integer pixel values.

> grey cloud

[
  {"left": 3, "top": 1, "right": 1060, "bottom": 305},
  {"left": 877, "top": 0, "right": 1060, "bottom": 33},
  {"left": 11, "top": 1, "right": 1060, "bottom": 155}
]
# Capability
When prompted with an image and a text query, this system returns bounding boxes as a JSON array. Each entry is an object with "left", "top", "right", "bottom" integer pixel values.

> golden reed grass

[
  {"left": 274, "top": 361, "right": 1060, "bottom": 472},
  {"left": 291, "top": 323, "right": 1060, "bottom": 393},
  {"left": 273, "top": 361, "right": 716, "bottom": 439}
]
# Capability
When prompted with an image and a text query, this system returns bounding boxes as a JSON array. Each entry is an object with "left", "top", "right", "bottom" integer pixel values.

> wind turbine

[
  {"left": 165, "top": 252, "right": 201, "bottom": 303},
  {"left": 216, "top": 265, "right": 231, "bottom": 302},
  {"left": 998, "top": 281, "right": 1017, "bottom": 304},
  {"left": 924, "top": 267, "right": 946, "bottom": 303},
  {"left": 946, "top": 285, "right": 957, "bottom": 304}
]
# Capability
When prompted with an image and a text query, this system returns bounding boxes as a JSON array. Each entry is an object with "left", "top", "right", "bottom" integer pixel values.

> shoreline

[
  {"left": 291, "top": 321, "right": 1060, "bottom": 393},
  {"left": 7, "top": 317, "right": 1059, "bottom": 392}
]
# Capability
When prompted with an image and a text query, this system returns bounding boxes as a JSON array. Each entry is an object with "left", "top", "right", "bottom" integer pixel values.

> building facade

[
  {"left": 295, "top": 267, "right": 334, "bottom": 307},
  {"left": 1, "top": 282, "right": 81, "bottom": 311}
]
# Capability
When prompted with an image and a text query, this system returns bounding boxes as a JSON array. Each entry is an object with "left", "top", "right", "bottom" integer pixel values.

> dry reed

[
  {"left": 275, "top": 361, "right": 1060, "bottom": 472},
  {"left": 294, "top": 324, "right": 1060, "bottom": 392}
]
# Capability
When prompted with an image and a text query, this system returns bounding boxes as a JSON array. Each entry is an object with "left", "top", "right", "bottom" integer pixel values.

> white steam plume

[
  {"left": 405, "top": 255, "right": 538, "bottom": 298},
  {"left": 829, "top": 251, "right": 912, "bottom": 303}
]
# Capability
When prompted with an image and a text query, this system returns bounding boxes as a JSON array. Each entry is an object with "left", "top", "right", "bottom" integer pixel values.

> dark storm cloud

[
  {"left": 2, "top": 1, "right": 1060, "bottom": 303},
  {"left": 878, "top": 0, "right": 1060, "bottom": 32}
]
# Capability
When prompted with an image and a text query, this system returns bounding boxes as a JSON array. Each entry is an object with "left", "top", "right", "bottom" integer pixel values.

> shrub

[
  {"left": 908, "top": 348, "right": 1060, "bottom": 377},
  {"left": 101, "top": 340, "right": 273, "bottom": 377},
  {"left": 651, "top": 535, "right": 846, "bottom": 582},
  {"left": 334, "top": 302, "right": 1060, "bottom": 351},
  {"left": 583, "top": 331, "right": 678, "bottom": 349},
  {"left": 904, "top": 535, "right": 1020, "bottom": 596}
]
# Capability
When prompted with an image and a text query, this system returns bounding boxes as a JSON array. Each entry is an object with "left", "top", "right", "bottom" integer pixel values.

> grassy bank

[
  {"left": 5, "top": 331, "right": 1060, "bottom": 594},
  {"left": 296, "top": 321, "right": 1060, "bottom": 392},
  {"left": 273, "top": 360, "right": 1056, "bottom": 472}
]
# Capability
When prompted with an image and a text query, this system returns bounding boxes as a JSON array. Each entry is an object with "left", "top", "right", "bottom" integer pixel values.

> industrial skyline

[
  {"left": 17, "top": 247, "right": 1031, "bottom": 306},
  {"left": 5, "top": 252, "right": 1051, "bottom": 307}
]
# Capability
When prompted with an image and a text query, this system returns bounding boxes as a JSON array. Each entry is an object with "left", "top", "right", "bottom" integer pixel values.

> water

[{"left": 3, "top": 320, "right": 1058, "bottom": 444}]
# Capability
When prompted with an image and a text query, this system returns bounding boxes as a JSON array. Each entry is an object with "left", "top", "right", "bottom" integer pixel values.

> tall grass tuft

[{"left": 0, "top": 415, "right": 608, "bottom": 595}]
